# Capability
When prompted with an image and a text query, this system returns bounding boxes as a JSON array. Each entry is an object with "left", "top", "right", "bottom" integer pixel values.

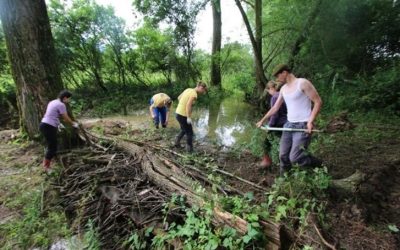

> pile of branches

[
  {"left": 50, "top": 128, "right": 285, "bottom": 249},
  {"left": 53, "top": 147, "right": 173, "bottom": 249}
]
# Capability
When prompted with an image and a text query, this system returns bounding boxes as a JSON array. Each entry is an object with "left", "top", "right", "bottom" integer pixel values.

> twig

[
  {"left": 214, "top": 168, "right": 268, "bottom": 192},
  {"left": 40, "top": 183, "right": 45, "bottom": 213},
  {"left": 313, "top": 223, "right": 337, "bottom": 250}
]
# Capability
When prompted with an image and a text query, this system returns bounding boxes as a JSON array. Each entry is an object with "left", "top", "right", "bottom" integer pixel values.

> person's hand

[
  {"left": 164, "top": 120, "right": 168, "bottom": 126},
  {"left": 72, "top": 121, "right": 80, "bottom": 129},
  {"left": 256, "top": 120, "right": 264, "bottom": 128},
  {"left": 306, "top": 121, "right": 314, "bottom": 134},
  {"left": 58, "top": 123, "right": 65, "bottom": 131},
  {"left": 187, "top": 117, "right": 192, "bottom": 125},
  {"left": 151, "top": 113, "right": 155, "bottom": 119}
]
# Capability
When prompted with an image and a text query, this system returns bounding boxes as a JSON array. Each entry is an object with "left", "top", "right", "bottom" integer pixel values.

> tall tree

[
  {"left": 134, "top": 0, "right": 206, "bottom": 83},
  {"left": 235, "top": 0, "right": 268, "bottom": 95},
  {"left": 0, "top": 0, "right": 63, "bottom": 138},
  {"left": 49, "top": 0, "right": 108, "bottom": 92},
  {"left": 210, "top": 0, "right": 221, "bottom": 87}
]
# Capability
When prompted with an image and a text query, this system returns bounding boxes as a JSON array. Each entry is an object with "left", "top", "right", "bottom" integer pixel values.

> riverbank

[{"left": 0, "top": 112, "right": 399, "bottom": 249}]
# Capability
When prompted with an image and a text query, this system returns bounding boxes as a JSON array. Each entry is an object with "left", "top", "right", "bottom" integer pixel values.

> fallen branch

[{"left": 313, "top": 223, "right": 337, "bottom": 250}]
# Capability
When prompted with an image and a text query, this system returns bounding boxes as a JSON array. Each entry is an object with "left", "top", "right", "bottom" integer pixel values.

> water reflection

[
  {"left": 83, "top": 96, "right": 257, "bottom": 147},
  {"left": 193, "top": 96, "right": 256, "bottom": 147}
]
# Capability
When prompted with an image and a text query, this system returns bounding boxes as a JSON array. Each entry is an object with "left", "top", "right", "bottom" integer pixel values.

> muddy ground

[{"left": 0, "top": 118, "right": 399, "bottom": 249}]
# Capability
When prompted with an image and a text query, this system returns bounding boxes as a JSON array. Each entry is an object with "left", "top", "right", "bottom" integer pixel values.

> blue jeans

[
  {"left": 279, "top": 122, "right": 317, "bottom": 175},
  {"left": 152, "top": 107, "right": 167, "bottom": 128}
]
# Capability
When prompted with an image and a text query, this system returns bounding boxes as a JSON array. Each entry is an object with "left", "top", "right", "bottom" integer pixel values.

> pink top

[{"left": 41, "top": 99, "right": 67, "bottom": 127}]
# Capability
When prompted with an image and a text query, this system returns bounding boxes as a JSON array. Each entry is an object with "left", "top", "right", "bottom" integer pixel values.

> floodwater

[{"left": 83, "top": 96, "right": 260, "bottom": 148}]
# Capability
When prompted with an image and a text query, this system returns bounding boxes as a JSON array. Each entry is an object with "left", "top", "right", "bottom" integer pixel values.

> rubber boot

[
  {"left": 186, "top": 144, "right": 194, "bottom": 153},
  {"left": 186, "top": 134, "right": 194, "bottom": 153},
  {"left": 258, "top": 155, "right": 272, "bottom": 168},
  {"left": 43, "top": 158, "right": 51, "bottom": 171},
  {"left": 174, "top": 132, "right": 185, "bottom": 148}
]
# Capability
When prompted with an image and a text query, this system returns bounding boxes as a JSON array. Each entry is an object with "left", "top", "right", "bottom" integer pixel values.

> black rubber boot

[{"left": 174, "top": 132, "right": 185, "bottom": 148}]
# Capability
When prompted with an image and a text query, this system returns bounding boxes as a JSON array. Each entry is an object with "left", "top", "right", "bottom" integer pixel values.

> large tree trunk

[
  {"left": 235, "top": 0, "right": 268, "bottom": 96},
  {"left": 0, "top": 0, "right": 63, "bottom": 138},
  {"left": 210, "top": 0, "right": 222, "bottom": 87}
]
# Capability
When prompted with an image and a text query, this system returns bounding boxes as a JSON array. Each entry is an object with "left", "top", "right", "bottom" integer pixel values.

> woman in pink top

[{"left": 39, "top": 90, "right": 78, "bottom": 171}]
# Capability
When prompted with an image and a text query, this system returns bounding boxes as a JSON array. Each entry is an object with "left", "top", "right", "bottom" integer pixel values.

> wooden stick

[{"left": 313, "top": 223, "right": 337, "bottom": 250}]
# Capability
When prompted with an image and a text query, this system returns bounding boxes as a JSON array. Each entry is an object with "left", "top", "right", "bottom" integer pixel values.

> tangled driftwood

[{"left": 51, "top": 128, "right": 284, "bottom": 249}]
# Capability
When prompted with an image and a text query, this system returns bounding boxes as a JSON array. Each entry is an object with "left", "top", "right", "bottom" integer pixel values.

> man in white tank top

[{"left": 256, "top": 64, "right": 323, "bottom": 175}]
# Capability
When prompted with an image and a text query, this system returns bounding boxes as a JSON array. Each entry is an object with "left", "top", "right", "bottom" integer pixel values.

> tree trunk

[
  {"left": 210, "top": 0, "right": 222, "bottom": 87},
  {"left": 0, "top": 0, "right": 63, "bottom": 138},
  {"left": 235, "top": 0, "right": 268, "bottom": 96}
]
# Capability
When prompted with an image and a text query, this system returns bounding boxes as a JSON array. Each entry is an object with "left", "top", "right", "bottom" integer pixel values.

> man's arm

[
  {"left": 302, "top": 80, "right": 322, "bottom": 133},
  {"left": 256, "top": 93, "right": 284, "bottom": 127}
]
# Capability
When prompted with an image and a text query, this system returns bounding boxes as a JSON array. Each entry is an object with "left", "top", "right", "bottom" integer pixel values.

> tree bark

[
  {"left": 210, "top": 0, "right": 222, "bottom": 87},
  {"left": 0, "top": 0, "right": 63, "bottom": 138}
]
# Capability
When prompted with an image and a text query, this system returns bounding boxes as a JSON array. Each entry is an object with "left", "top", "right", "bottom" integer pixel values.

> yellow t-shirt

[
  {"left": 151, "top": 93, "right": 170, "bottom": 108},
  {"left": 176, "top": 88, "right": 197, "bottom": 117}
]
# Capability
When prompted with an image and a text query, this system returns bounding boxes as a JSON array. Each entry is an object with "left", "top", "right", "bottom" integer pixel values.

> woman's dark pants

[
  {"left": 175, "top": 114, "right": 193, "bottom": 152},
  {"left": 40, "top": 122, "right": 58, "bottom": 160}
]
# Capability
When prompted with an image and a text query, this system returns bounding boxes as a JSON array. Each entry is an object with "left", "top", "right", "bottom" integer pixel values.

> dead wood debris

[
  {"left": 54, "top": 147, "right": 172, "bottom": 249},
  {"left": 51, "top": 128, "right": 283, "bottom": 249}
]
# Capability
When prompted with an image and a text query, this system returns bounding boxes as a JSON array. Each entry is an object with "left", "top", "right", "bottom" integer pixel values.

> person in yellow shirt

[
  {"left": 174, "top": 81, "right": 208, "bottom": 152},
  {"left": 149, "top": 93, "right": 172, "bottom": 129}
]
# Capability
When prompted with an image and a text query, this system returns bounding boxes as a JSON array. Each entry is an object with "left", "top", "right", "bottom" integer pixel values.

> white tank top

[{"left": 282, "top": 79, "right": 311, "bottom": 122}]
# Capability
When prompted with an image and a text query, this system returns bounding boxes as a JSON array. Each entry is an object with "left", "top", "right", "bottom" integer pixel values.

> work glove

[
  {"left": 58, "top": 123, "right": 65, "bottom": 132},
  {"left": 72, "top": 121, "right": 80, "bottom": 129},
  {"left": 187, "top": 117, "right": 192, "bottom": 125}
]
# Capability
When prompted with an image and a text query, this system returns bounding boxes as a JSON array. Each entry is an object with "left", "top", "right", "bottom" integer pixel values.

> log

[{"left": 331, "top": 170, "right": 366, "bottom": 192}]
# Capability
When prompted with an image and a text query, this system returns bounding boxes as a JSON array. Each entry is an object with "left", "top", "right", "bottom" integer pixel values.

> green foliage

[
  {"left": 352, "top": 64, "right": 400, "bottom": 114},
  {"left": 247, "top": 128, "right": 265, "bottom": 157},
  {"left": 265, "top": 167, "right": 330, "bottom": 226},
  {"left": 124, "top": 227, "right": 153, "bottom": 249},
  {"left": 83, "top": 219, "right": 101, "bottom": 250},
  {"left": 246, "top": 129, "right": 280, "bottom": 161},
  {"left": 220, "top": 42, "right": 255, "bottom": 95},
  {"left": 0, "top": 25, "right": 10, "bottom": 74},
  {"left": 152, "top": 194, "right": 264, "bottom": 249},
  {"left": 388, "top": 224, "right": 399, "bottom": 233},
  {"left": 0, "top": 188, "right": 71, "bottom": 249}
]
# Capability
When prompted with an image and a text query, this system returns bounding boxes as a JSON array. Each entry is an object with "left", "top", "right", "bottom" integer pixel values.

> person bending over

[
  {"left": 149, "top": 93, "right": 172, "bottom": 129},
  {"left": 40, "top": 90, "right": 79, "bottom": 171},
  {"left": 174, "top": 82, "right": 207, "bottom": 153}
]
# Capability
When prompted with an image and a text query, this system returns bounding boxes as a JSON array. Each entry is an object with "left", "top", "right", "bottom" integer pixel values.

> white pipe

[{"left": 260, "top": 125, "right": 323, "bottom": 133}]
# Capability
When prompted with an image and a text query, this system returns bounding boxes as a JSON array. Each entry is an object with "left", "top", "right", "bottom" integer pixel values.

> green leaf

[
  {"left": 242, "top": 235, "right": 252, "bottom": 244},
  {"left": 388, "top": 224, "right": 399, "bottom": 233}
]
